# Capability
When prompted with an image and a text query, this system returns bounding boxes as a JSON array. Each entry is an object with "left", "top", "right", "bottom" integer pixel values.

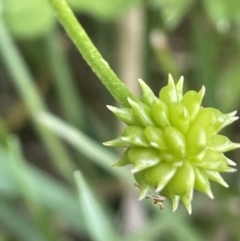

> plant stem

[{"left": 46, "top": 0, "right": 138, "bottom": 107}]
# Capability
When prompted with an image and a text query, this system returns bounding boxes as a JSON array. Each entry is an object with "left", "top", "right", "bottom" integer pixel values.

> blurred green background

[{"left": 0, "top": 0, "right": 240, "bottom": 240}]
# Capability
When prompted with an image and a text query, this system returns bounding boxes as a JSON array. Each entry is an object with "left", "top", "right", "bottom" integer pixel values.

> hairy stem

[{"left": 46, "top": 0, "right": 138, "bottom": 107}]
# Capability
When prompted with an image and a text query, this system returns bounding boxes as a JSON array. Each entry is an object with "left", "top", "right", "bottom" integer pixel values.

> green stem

[{"left": 46, "top": 0, "right": 138, "bottom": 107}]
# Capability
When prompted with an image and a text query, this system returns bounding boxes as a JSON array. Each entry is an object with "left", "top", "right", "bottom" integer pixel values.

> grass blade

[
  {"left": 0, "top": 16, "right": 75, "bottom": 182},
  {"left": 36, "top": 111, "right": 132, "bottom": 183},
  {"left": 44, "top": 25, "right": 86, "bottom": 129},
  {"left": 0, "top": 145, "right": 84, "bottom": 234},
  {"left": 74, "top": 170, "right": 120, "bottom": 241},
  {"left": 0, "top": 200, "right": 45, "bottom": 241},
  {"left": 126, "top": 207, "right": 205, "bottom": 241},
  {"left": 7, "top": 135, "right": 60, "bottom": 241}
]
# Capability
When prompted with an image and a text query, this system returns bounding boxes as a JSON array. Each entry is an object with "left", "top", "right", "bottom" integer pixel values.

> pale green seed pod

[{"left": 104, "top": 74, "right": 239, "bottom": 214}]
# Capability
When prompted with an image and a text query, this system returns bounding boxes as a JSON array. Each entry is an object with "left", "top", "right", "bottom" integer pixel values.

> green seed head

[{"left": 104, "top": 74, "right": 239, "bottom": 214}]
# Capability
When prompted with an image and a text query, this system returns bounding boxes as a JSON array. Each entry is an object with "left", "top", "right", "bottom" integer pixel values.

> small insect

[{"left": 134, "top": 183, "right": 166, "bottom": 209}]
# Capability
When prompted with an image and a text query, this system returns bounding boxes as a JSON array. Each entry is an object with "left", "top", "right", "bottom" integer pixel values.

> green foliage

[
  {"left": 150, "top": 0, "right": 195, "bottom": 29},
  {"left": 1, "top": 0, "right": 55, "bottom": 39},
  {"left": 0, "top": 0, "right": 240, "bottom": 240},
  {"left": 74, "top": 171, "right": 120, "bottom": 241},
  {"left": 203, "top": 0, "right": 240, "bottom": 23},
  {"left": 68, "top": 0, "right": 140, "bottom": 20},
  {"left": 1, "top": 0, "right": 140, "bottom": 39}
]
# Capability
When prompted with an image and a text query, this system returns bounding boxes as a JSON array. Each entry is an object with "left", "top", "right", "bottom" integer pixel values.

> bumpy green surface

[{"left": 104, "top": 75, "right": 239, "bottom": 214}]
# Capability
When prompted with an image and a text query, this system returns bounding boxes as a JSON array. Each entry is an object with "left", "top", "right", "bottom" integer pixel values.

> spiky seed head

[{"left": 104, "top": 74, "right": 239, "bottom": 214}]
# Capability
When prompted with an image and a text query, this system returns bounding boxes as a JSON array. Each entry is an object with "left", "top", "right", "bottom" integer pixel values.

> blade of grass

[
  {"left": 44, "top": 24, "right": 112, "bottom": 140},
  {"left": 124, "top": 213, "right": 168, "bottom": 241},
  {"left": 162, "top": 210, "right": 205, "bottom": 241},
  {"left": 125, "top": 206, "right": 205, "bottom": 241},
  {"left": 0, "top": 117, "right": 8, "bottom": 147},
  {"left": 7, "top": 135, "right": 60, "bottom": 241},
  {"left": 0, "top": 199, "right": 46, "bottom": 241},
  {"left": 0, "top": 232, "right": 8, "bottom": 241},
  {"left": 44, "top": 24, "right": 86, "bottom": 129},
  {"left": 44, "top": 24, "right": 111, "bottom": 176},
  {"left": 216, "top": 58, "right": 240, "bottom": 112},
  {"left": 150, "top": 30, "right": 180, "bottom": 78},
  {"left": 0, "top": 145, "right": 84, "bottom": 234},
  {"left": 74, "top": 170, "right": 120, "bottom": 241},
  {"left": 0, "top": 15, "right": 75, "bottom": 182},
  {"left": 191, "top": 13, "right": 220, "bottom": 107},
  {"left": 36, "top": 111, "right": 132, "bottom": 183}
]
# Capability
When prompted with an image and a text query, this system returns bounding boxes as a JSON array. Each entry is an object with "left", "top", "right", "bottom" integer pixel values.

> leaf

[
  {"left": 67, "top": 0, "right": 140, "bottom": 20},
  {"left": 0, "top": 18, "right": 76, "bottom": 181},
  {"left": 7, "top": 135, "right": 60, "bottom": 241},
  {"left": 0, "top": 117, "right": 8, "bottom": 146},
  {"left": 0, "top": 145, "right": 85, "bottom": 234},
  {"left": 203, "top": 0, "right": 240, "bottom": 24},
  {"left": 215, "top": 58, "right": 240, "bottom": 111},
  {"left": 36, "top": 111, "right": 132, "bottom": 183},
  {"left": 1, "top": 0, "right": 55, "bottom": 39},
  {"left": 74, "top": 171, "right": 120, "bottom": 241},
  {"left": 0, "top": 199, "right": 45, "bottom": 241},
  {"left": 150, "top": 0, "right": 195, "bottom": 29}
]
